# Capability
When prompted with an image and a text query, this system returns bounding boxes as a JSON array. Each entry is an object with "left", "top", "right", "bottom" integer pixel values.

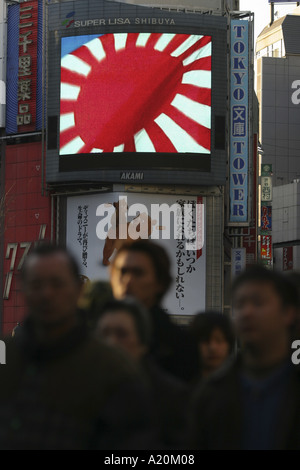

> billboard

[
  {"left": 261, "top": 205, "right": 272, "bottom": 231},
  {"left": 66, "top": 192, "right": 206, "bottom": 315},
  {"left": 231, "top": 247, "right": 246, "bottom": 279},
  {"left": 261, "top": 235, "right": 272, "bottom": 260},
  {"left": 6, "top": 0, "right": 44, "bottom": 134},
  {"left": 261, "top": 176, "right": 273, "bottom": 202},
  {"left": 229, "top": 19, "right": 249, "bottom": 224},
  {"left": 47, "top": 0, "right": 227, "bottom": 186},
  {"left": 59, "top": 32, "right": 211, "bottom": 157}
]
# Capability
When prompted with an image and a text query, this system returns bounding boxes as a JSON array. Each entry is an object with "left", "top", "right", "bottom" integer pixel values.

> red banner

[
  {"left": 17, "top": 0, "right": 38, "bottom": 132},
  {"left": 261, "top": 235, "right": 272, "bottom": 260}
]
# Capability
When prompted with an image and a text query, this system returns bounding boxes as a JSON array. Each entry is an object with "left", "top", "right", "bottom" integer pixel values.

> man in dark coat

[
  {"left": 109, "top": 239, "right": 199, "bottom": 383},
  {"left": 189, "top": 266, "right": 300, "bottom": 450},
  {"left": 0, "top": 244, "right": 155, "bottom": 450}
]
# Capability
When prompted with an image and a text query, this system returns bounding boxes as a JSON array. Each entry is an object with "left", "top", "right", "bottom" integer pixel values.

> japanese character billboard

[
  {"left": 229, "top": 20, "right": 249, "bottom": 224},
  {"left": 66, "top": 192, "right": 206, "bottom": 316},
  {"left": 261, "top": 205, "right": 272, "bottom": 231},
  {"left": 231, "top": 247, "right": 246, "bottom": 279},
  {"left": 261, "top": 235, "right": 272, "bottom": 260},
  {"left": 6, "top": 0, "right": 43, "bottom": 134},
  {"left": 261, "top": 176, "right": 273, "bottom": 202}
]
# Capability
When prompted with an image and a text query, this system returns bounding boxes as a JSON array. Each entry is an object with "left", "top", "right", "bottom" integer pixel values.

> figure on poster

[{"left": 102, "top": 199, "right": 161, "bottom": 266}]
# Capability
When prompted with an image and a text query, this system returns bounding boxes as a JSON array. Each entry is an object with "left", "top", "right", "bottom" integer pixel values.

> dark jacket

[
  {"left": 188, "top": 356, "right": 300, "bottom": 450},
  {"left": 141, "top": 356, "right": 189, "bottom": 449},
  {"left": 149, "top": 305, "right": 199, "bottom": 383},
  {"left": 0, "top": 315, "right": 156, "bottom": 450}
]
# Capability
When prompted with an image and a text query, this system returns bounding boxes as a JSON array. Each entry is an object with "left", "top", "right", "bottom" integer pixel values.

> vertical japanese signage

[
  {"left": 17, "top": 1, "right": 38, "bottom": 129},
  {"left": 231, "top": 247, "right": 246, "bottom": 279},
  {"left": 283, "top": 247, "right": 293, "bottom": 271},
  {"left": 260, "top": 164, "right": 273, "bottom": 266},
  {"left": 261, "top": 177, "right": 273, "bottom": 202},
  {"left": 6, "top": 0, "right": 42, "bottom": 134},
  {"left": 261, "top": 235, "right": 272, "bottom": 260},
  {"left": 261, "top": 205, "right": 272, "bottom": 231},
  {"left": 230, "top": 20, "right": 249, "bottom": 223}
]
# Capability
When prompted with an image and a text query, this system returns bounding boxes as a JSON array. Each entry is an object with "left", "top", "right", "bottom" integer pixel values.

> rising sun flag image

[{"left": 59, "top": 32, "right": 212, "bottom": 155}]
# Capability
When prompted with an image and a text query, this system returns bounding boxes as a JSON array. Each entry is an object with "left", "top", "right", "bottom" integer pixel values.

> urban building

[
  {"left": 256, "top": 5, "right": 300, "bottom": 271},
  {"left": 0, "top": 0, "right": 257, "bottom": 332}
]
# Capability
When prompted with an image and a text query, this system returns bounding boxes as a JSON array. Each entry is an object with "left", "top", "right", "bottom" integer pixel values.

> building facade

[
  {"left": 0, "top": 0, "right": 256, "bottom": 332},
  {"left": 256, "top": 5, "right": 300, "bottom": 271}
]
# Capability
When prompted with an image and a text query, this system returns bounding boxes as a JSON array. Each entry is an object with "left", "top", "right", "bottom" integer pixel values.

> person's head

[
  {"left": 109, "top": 240, "right": 172, "bottom": 309},
  {"left": 95, "top": 297, "right": 151, "bottom": 361},
  {"left": 79, "top": 280, "right": 114, "bottom": 329},
  {"left": 190, "top": 312, "right": 235, "bottom": 377},
  {"left": 20, "top": 243, "right": 83, "bottom": 329},
  {"left": 232, "top": 265, "right": 299, "bottom": 353}
]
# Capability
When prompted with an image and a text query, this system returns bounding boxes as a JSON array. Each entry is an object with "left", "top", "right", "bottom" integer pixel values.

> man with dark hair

[
  {"left": 0, "top": 244, "right": 155, "bottom": 450},
  {"left": 109, "top": 239, "right": 199, "bottom": 382},
  {"left": 189, "top": 265, "right": 300, "bottom": 450}
]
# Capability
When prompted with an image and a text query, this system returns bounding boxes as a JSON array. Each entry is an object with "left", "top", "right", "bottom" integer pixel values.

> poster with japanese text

[{"left": 66, "top": 192, "right": 206, "bottom": 316}]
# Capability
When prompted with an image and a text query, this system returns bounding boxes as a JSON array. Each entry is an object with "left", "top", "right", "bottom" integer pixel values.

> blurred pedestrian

[
  {"left": 95, "top": 297, "right": 188, "bottom": 449},
  {"left": 189, "top": 311, "right": 235, "bottom": 382},
  {"left": 285, "top": 270, "right": 300, "bottom": 338},
  {"left": 78, "top": 279, "right": 114, "bottom": 329},
  {"left": 0, "top": 244, "right": 155, "bottom": 450},
  {"left": 189, "top": 265, "right": 300, "bottom": 450},
  {"left": 109, "top": 239, "right": 199, "bottom": 382}
]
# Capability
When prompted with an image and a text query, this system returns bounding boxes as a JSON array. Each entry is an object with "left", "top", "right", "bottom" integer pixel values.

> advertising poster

[
  {"left": 261, "top": 235, "right": 272, "bottom": 260},
  {"left": 66, "top": 192, "right": 206, "bottom": 316}
]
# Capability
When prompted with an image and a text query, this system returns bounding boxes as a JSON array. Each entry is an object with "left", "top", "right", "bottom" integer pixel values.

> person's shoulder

[
  {"left": 143, "top": 356, "right": 188, "bottom": 394},
  {"left": 193, "top": 355, "right": 239, "bottom": 399},
  {"left": 81, "top": 334, "right": 141, "bottom": 377}
]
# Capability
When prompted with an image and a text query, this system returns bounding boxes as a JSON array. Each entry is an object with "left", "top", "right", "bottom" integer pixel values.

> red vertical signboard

[
  {"left": 261, "top": 235, "right": 272, "bottom": 260},
  {"left": 17, "top": 1, "right": 38, "bottom": 132}
]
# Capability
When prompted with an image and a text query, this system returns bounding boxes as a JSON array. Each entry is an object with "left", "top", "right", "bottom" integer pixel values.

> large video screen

[
  {"left": 46, "top": 0, "right": 228, "bottom": 185},
  {"left": 59, "top": 32, "right": 212, "bottom": 156}
]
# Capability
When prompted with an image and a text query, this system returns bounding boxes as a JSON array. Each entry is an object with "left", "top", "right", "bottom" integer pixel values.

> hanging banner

[
  {"left": 261, "top": 176, "right": 273, "bottom": 202},
  {"left": 231, "top": 247, "right": 246, "bottom": 279},
  {"left": 261, "top": 235, "right": 272, "bottom": 260},
  {"left": 6, "top": 0, "right": 43, "bottom": 134},
  {"left": 261, "top": 205, "right": 272, "bottom": 231},
  {"left": 230, "top": 19, "right": 249, "bottom": 223},
  {"left": 283, "top": 246, "right": 293, "bottom": 271}
]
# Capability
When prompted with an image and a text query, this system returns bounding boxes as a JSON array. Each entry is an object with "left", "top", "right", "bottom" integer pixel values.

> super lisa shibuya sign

[{"left": 229, "top": 20, "right": 249, "bottom": 224}]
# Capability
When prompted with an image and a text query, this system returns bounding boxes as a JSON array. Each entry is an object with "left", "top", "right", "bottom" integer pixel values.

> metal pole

[{"left": 270, "top": 2, "right": 274, "bottom": 26}]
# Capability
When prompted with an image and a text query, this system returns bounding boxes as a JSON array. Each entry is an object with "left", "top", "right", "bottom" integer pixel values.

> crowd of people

[{"left": 1, "top": 239, "right": 300, "bottom": 450}]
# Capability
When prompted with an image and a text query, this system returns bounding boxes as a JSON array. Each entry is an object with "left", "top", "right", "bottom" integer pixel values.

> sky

[{"left": 239, "top": 0, "right": 298, "bottom": 44}]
